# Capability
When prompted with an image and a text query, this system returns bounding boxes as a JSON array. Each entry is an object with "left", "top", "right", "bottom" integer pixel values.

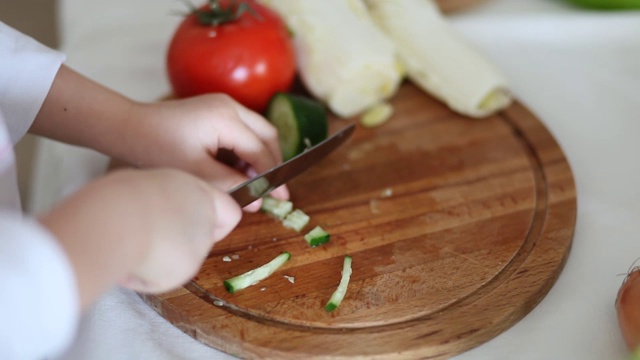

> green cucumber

[
  {"left": 261, "top": 196, "right": 293, "bottom": 220},
  {"left": 266, "top": 93, "right": 328, "bottom": 161},
  {"left": 224, "top": 252, "right": 291, "bottom": 294},
  {"left": 325, "top": 255, "right": 353, "bottom": 312},
  {"left": 282, "top": 209, "right": 310, "bottom": 232},
  {"left": 565, "top": 0, "right": 640, "bottom": 9},
  {"left": 304, "top": 226, "right": 330, "bottom": 247}
]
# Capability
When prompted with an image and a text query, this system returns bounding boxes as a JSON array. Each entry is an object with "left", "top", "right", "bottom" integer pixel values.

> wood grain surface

[{"left": 138, "top": 82, "right": 577, "bottom": 359}]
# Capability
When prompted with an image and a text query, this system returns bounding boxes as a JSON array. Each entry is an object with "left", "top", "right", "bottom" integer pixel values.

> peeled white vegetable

[
  {"left": 258, "top": 0, "right": 403, "bottom": 118},
  {"left": 364, "top": 0, "right": 512, "bottom": 118}
]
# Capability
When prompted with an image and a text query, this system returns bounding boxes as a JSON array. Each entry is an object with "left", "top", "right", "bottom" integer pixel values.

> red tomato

[{"left": 167, "top": 0, "right": 296, "bottom": 112}]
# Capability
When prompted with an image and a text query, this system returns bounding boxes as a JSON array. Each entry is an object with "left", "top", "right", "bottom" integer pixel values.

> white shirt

[{"left": 0, "top": 22, "right": 79, "bottom": 360}]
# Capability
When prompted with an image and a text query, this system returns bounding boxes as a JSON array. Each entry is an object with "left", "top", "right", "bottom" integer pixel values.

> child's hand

[
  {"left": 113, "top": 168, "right": 242, "bottom": 294},
  {"left": 31, "top": 67, "right": 288, "bottom": 211},
  {"left": 116, "top": 94, "right": 290, "bottom": 210},
  {"left": 40, "top": 168, "right": 242, "bottom": 308}
]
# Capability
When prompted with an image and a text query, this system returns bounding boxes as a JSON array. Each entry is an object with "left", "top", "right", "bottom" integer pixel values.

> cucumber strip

[
  {"left": 325, "top": 255, "right": 353, "bottom": 312},
  {"left": 261, "top": 196, "right": 293, "bottom": 220},
  {"left": 304, "top": 226, "right": 330, "bottom": 247},
  {"left": 224, "top": 252, "right": 291, "bottom": 294},
  {"left": 282, "top": 209, "right": 310, "bottom": 232}
]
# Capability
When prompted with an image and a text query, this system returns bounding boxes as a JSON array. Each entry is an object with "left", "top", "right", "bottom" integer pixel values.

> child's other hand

[
  {"left": 117, "top": 94, "right": 289, "bottom": 211},
  {"left": 112, "top": 169, "right": 241, "bottom": 294},
  {"left": 40, "top": 168, "right": 242, "bottom": 306}
]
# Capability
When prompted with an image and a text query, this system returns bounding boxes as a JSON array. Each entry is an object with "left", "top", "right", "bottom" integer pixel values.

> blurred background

[
  {"left": 0, "top": 0, "right": 59, "bottom": 210},
  {"left": 2, "top": 0, "right": 185, "bottom": 215}
]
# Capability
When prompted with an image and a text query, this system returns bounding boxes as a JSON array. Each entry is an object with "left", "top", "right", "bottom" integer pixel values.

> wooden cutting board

[{"left": 139, "top": 83, "right": 576, "bottom": 359}]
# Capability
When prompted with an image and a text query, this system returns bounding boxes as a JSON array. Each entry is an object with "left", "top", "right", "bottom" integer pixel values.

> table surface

[{"left": 41, "top": 0, "right": 640, "bottom": 359}]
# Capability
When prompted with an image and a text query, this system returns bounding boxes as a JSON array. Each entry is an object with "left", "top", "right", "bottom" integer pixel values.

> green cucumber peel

[
  {"left": 325, "top": 255, "right": 353, "bottom": 312},
  {"left": 224, "top": 252, "right": 291, "bottom": 293},
  {"left": 304, "top": 226, "right": 330, "bottom": 247}
]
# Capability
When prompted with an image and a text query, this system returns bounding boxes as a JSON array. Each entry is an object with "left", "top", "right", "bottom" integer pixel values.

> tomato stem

[{"left": 187, "top": 0, "right": 262, "bottom": 26}]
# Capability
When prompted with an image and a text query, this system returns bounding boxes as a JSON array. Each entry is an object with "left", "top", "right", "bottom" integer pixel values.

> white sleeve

[
  {"left": 0, "top": 211, "right": 80, "bottom": 359},
  {"left": 0, "top": 21, "right": 66, "bottom": 145}
]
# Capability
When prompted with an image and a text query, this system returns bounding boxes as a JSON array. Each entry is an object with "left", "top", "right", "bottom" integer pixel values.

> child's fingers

[
  {"left": 222, "top": 102, "right": 292, "bottom": 203},
  {"left": 242, "top": 201, "right": 262, "bottom": 213},
  {"left": 119, "top": 274, "right": 153, "bottom": 293},
  {"left": 121, "top": 172, "right": 243, "bottom": 294},
  {"left": 269, "top": 185, "right": 290, "bottom": 200},
  {"left": 214, "top": 113, "right": 281, "bottom": 178},
  {"left": 199, "top": 160, "right": 248, "bottom": 191},
  {"left": 196, "top": 159, "right": 266, "bottom": 213},
  {"left": 230, "top": 101, "right": 284, "bottom": 165},
  {"left": 207, "top": 184, "right": 242, "bottom": 243}
]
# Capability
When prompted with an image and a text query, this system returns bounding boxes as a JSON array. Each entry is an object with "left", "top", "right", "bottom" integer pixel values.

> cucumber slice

[
  {"left": 360, "top": 102, "right": 393, "bottom": 128},
  {"left": 282, "top": 209, "right": 310, "bottom": 232},
  {"left": 261, "top": 196, "right": 293, "bottom": 220},
  {"left": 267, "top": 93, "right": 329, "bottom": 161},
  {"left": 224, "top": 252, "right": 291, "bottom": 294},
  {"left": 304, "top": 226, "right": 330, "bottom": 247},
  {"left": 325, "top": 255, "right": 353, "bottom": 312}
]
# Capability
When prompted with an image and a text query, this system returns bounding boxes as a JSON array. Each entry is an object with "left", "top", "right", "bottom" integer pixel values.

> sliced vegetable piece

[
  {"left": 266, "top": 93, "right": 328, "bottom": 161},
  {"left": 325, "top": 255, "right": 353, "bottom": 312},
  {"left": 224, "top": 252, "right": 291, "bottom": 293},
  {"left": 304, "top": 226, "right": 331, "bottom": 247},
  {"left": 261, "top": 195, "right": 294, "bottom": 220},
  {"left": 248, "top": 177, "right": 270, "bottom": 198},
  {"left": 360, "top": 102, "right": 393, "bottom": 128},
  {"left": 282, "top": 209, "right": 310, "bottom": 232}
]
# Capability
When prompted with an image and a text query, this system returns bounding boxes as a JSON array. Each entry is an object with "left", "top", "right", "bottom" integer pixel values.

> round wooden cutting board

[{"left": 140, "top": 83, "right": 577, "bottom": 359}]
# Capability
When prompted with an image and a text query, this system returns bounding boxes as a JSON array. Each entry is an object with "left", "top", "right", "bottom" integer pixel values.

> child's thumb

[{"left": 209, "top": 186, "right": 242, "bottom": 244}]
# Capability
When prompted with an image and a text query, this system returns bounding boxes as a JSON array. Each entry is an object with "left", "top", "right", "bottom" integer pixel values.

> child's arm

[
  {"left": 29, "top": 65, "right": 288, "bottom": 203},
  {"left": 39, "top": 168, "right": 241, "bottom": 310}
]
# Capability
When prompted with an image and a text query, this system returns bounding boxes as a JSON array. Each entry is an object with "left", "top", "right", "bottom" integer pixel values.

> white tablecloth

[{"left": 41, "top": 0, "right": 640, "bottom": 359}]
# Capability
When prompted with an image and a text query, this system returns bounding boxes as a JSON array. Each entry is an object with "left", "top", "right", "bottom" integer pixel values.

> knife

[{"left": 228, "top": 124, "right": 356, "bottom": 207}]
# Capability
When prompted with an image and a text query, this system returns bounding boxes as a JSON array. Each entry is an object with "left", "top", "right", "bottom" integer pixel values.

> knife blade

[{"left": 228, "top": 124, "right": 356, "bottom": 207}]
